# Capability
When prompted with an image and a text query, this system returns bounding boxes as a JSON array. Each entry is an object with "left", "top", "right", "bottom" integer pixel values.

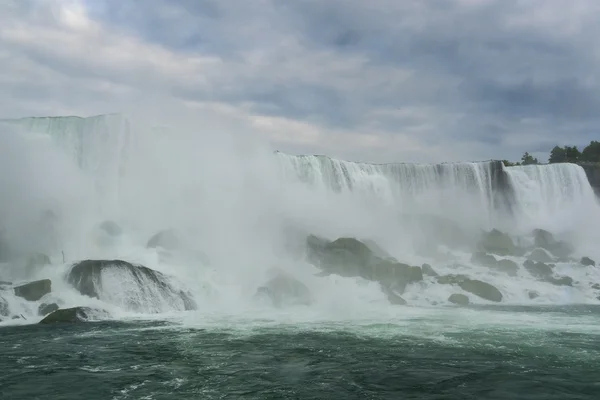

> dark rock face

[
  {"left": 38, "top": 303, "right": 59, "bottom": 316},
  {"left": 528, "top": 248, "right": 554, "bottom": 263},
  {"left": 67, "top": 260, "right": 196, "bottom": 312},
  {"left": 523, "top": 260, "right": 553, "bottom": 279},
  {"left": 146, "top": 229, "right": 180, "bottom": 251},
  {"left": 421, "top": 263, "right": 438, "bottom": 277},
  {"left": 471, "top": 252, "right": 497, "bottom": 268},
  {"left": 436, "top": 274, "right": 502, "bottom": 302},
  {"left": 496, "top": 259, "right": 519, "bottom": 276},
  {"left": 478, "top": 229, "right": 522, "bottom": 257},
  {"left": 579, "top": 162, "right": 600, "bottom": 196},
  {"left": 255, "top": 273, "right": 311, "bottom": 307},
  {"left": 306, "top": 236, "right": 423, "bottom": 294},
  {"left": 382, "top": 286, "right": 407, "bottom": 305},
  {"left": 448, "top": 293, "right": 469, "bottom": 306},
  {"left": 532, "top": 229, "right": 574, "bottom": 259},
  {"left": 13, "top": 279, "right": 51, "bottom": 301},
  {"left": 581, "top": 257, "right": 596, "bottom": 267},
  {"left": 39, "top": 307, "right": 110, "bottom": 324}
]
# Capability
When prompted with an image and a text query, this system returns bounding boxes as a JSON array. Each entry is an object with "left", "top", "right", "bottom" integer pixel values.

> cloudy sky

[{"left": 1, "top": 0, "right": 599, "bottom": 163}]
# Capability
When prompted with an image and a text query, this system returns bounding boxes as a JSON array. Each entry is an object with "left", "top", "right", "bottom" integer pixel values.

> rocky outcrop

[
  {"left": 67, "top": 260, "right": 196, "bottom": 312},
  {"left": 39, "top": 307, "right": 110, "bottom": 324},
  {"left": 306, "top": 236, "right": 424, "bottom": 294},
  {"left": 478, "top": 229, "right": 523, "bottom": 257},
  {"left": 146, "top": 229, "right": 180, "bottom": 251},
  {"left": 38, "top": 303, "right": 59, "bottom": 316},
  {"left": 532, "top": 229, "right": 574, "bottom": 259},
  {"left": 448, "top": 293, "right": 469, "bottom": 306},
  {"left": 13, "top": 279, "right": 51, "bottom": 301},
  {"left": 437, "top": 274, "right": 503, "bottom": 302},
  {"left": 581, "top": 257, "right": 596, "bottom": 267},
  {"left": 255, "top": 273, "right": 311, "bottom": 307},
  {"left": 421, "top": 263, "right": 438, "bottom": 277},
  {"left": 579, "top": 162, "right": 600, "bottom": 196},
  {"left": 527, "top": 248, "right": 554, "bottom": 263}
]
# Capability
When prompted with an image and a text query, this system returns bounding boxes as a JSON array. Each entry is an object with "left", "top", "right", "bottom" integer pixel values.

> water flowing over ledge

[{"left": 1, "top": 113, "right": 600, "bottom": 326}]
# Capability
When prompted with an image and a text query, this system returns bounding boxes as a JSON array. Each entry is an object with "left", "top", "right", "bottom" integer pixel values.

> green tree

[
  {"left": 581, "top": 141, "right": 600, "bottom": 163},
  {"left": 521, "top": 152, "right": 539, "bottom": 165},
  {"left": 548, "top": 146, "right": 566, "bottom": 163}
]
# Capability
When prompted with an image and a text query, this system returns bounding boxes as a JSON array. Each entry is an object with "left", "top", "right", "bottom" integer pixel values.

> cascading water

[{"left": 1, "top": 113, "right": 600, "bottom": 326}]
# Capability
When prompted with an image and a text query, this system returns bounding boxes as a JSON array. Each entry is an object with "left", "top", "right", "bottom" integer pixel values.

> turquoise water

[{"left": 2, "top": 305, "right": 600, "bottom": 399}]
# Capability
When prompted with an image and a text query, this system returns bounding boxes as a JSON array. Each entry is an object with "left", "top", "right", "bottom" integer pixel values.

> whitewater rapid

[{"left": 1, "top": 114, "right": 600, "bottom": 326}]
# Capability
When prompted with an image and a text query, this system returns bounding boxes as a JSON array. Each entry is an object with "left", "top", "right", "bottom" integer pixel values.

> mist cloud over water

[{"left": 1, "top": 114, "right": 600, "bottom": 325}]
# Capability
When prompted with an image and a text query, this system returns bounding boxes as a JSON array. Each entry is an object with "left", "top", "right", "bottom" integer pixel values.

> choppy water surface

[{"left": 2, "top": 305, "right": 600, "bottom": 400}]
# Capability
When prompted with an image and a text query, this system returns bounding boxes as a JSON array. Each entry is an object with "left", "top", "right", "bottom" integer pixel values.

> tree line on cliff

[{"left": 502, "top": 140, "right": 600, "bottom": 167}]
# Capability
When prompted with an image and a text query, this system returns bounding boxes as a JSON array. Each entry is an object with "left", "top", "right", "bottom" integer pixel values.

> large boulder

[
  {"left": 13, "top": 279, "right": 51, "bottom": 301},
  {"left": 532, "top": 229, "right": 574, "bottom": 259},
  {"left": 527, "top": 248, "right": 554, "bottom": 263},
  {"left": 146, "top": 229, "right": 180, "bottom": 251},
  {"left": 581, "top": 257, "right": 596, "bottom": 267},
  {"left": 471, "top": 252, "right": 498, "bottom": 268},
  {"left": 448, "top": 293, "right": 469, "bottom": 306},
  {"left": 38, "top": 303, "right": 59, "bottom": 316},
  {"left": 478, "top": 229, "right": 522, "bottom": 257},
  {"left": 437, "top": 274, "right": 502, "bottom": 302},
  {"left": 39, "top": 307, "right": 110, "bottom": 324},
  {"left": 67, "top": 260, "right": 196, "bottom": 312},
  {"left": 523, "top": 260, "right": 553, "bottom": 279},
  {"left": 496, "top": 259, "right": 519, "bottom": 276},
  {"left": 381, "top": 285, "right": 407, "bottom": 305},
  {"left": 421, "top": 263, "right": 438, "bottom": 277},
  {"left": 255, "top": 273, "right": 311, "bottom": 307}
]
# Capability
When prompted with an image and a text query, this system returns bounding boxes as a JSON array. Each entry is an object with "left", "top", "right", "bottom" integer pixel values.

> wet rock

[
  {"left": 581, "top": 257, "right": 596, "bottom": 267},
  {"left": 496, "top": 259, "right": 519, "bottom": 276},
  {"left": 13, "top": 279, "right": 51, "bottom": 301},
  {"left": 146, "top": 229, "right": 180, "bottom": 251},
  {"left": 421, "top": 263, "right": 438, "bottom": 277},
  {"left": 382, "top": 286, "right": 407, "bottom": 305},
  {"left": 0, "top": 295, "right": 8, "bottom": 318},
  {"left": 39, "top": 307, "right": 110, "bottom": 324},
  {"left": 523, "top": 260, "right": 554, "bottom": 279},
  {"left": 363, "top": 239, "right": 393, "bottom": 260},
  {"left": 471, "top": 252, "right": 498, "bottom": 268},
  {"left": 458, "top": 279, "right": 503, "bottom": 302},
  {"left": 591, "top": 283, "right": 600, "bottom": 290},
  {"left": 528, "top": 290, "right": 539, "bottom": 299},
  {"left": 38, "top": 303, "right": 59, "bottom": 316},
  {"left": 532, "top": 229, "right": 574, "bottom": 259},
  {"left": 436, "top": 275, "right": 502, "bottom": 302},
  {"left": 478, "top": 229, "right": 523, "bottom": 257},
  {"left": 528, "top": 248, "right": 554, "bottom": 263},
  {"left": 99, "top": 220, "right": 122, "bottom": 236},
  {"left": 255, "top": 273, "right": 311, "bottom": 307},
  {"left": 448, "top": 293, "right": 469, "bottom": 306},
  {"left": 546, "top": 276, "right": 573, "bottom": 286},
  {"left": 67, "top": 260, "right": 196, "bottom": 312}
]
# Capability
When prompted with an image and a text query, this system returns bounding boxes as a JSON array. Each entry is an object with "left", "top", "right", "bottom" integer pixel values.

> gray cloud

[{"left": 1, "top": 0, "right": 600, "bottom": 163}]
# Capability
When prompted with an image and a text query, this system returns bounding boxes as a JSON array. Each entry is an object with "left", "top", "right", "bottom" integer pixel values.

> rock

[
  {"left": 421, "top": 263, "right": 438, "bottom": 277},
  {"left": 496, "top": 259, "right": 519, "bottom": 276},
  {"left": 458, "top": 279, "right": 503, "bottom": 302},
  {"left": 478, "top": 229, "right": 522, "bottom": 257},
  {"left": 255, "top": 273, "right": 311, "bottom": 307},
  {"left": 581, "top": 257, "right": 596, "bottom": 267},
  {"left": 38, "top": 303, "right": 59, "bottom": 316},
  {"left": 471, "top": 252, "right": 498, "bottom": 268},
  {"left": 546, "top": 276, "right": 573, "bottom": 286},
  {"left": 523, "top": 260, "right": 554, "bottom": 279},
  {"left": 592, "top": 283, "right": 600, "bottom": 290},
  {"left": 528, "top": 248, "right": 554, "bottom": 263},
  {"left": 146, "top": 229, "right": 180, "bottom": 251},
  {"left": 325, "top": 238, "right": 375, "bottom": 265},
  {"left": 436, "top": 275, "right": 502, "bottom": 302},
  {"left": 363, "top": 239, "right": 393, "bottom": 259},
  {"left": 533, "top": 229, "right": 555, "bottom": 249},
  {"left": 448, "top": 293, "right": 469, "bottom": 306},
  {"left": 13, "top": 279, "right": 51, "bottom": 301},
  {"left": 39, "top": 307, "right": 109, "bottom": 324},
  {"left": 528, "top": 290, "right": 539, "bottom": 299},
  {"left": 368, "top": 262, "right": 423, "bottom": 293},
  {"left": 99, "top": 220, "right": 122, "bottom": 236},
  {"left": 0, "top": 295, "right": 8, "bottom": 318},
  {"left": 532, "top": 229, "right": 574, "bottom": 259},
  {"left": 382, "top": 286, "right": 407, "bottom": 305},
  {"left": 67, "top": 260, "right": 196, "bottom": 312}
]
